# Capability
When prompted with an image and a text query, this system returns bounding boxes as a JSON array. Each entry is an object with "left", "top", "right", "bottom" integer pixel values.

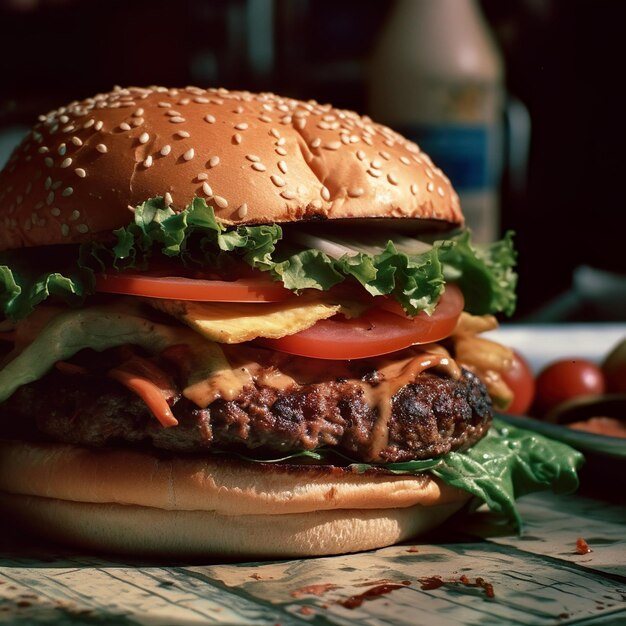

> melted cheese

[{"left": 149, "top": 295, "right": 364, "bottom": 344}]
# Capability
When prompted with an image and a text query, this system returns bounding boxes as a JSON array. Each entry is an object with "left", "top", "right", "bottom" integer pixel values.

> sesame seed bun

[
  {"left": 0, "top": 86, "right": 462, "bottom": 252},
  {"left": 0, "top": 439, "right": 470, "bottom": 557}
]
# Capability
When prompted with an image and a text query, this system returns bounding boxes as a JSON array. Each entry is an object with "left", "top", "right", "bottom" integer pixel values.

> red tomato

[
  {"left": 500, "top": 350, "right": 535, "bottom": 415},
  {"left": 95, "top": 273, "right": 292, "bottom": 302},
  {"left": 602, "top": 338, "right": 626, "bottom": 393},
  {"left": 535, "top": 358, "right": 606, "bottom": 416},
  {"left": 258, "top": 284, "right": 464, "bottom": 360}
]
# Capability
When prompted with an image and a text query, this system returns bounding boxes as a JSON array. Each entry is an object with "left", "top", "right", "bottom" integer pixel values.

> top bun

[{"left": 0, "top": 86, "right": 462, "bottom": 251}]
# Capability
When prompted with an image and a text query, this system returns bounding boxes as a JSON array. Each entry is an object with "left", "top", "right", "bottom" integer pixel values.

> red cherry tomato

[
  {"left": 500, "top": 350, "right": 535, "bottom": 415},
  {"left": 535, "top": 358, "right": 606, "bottom": 416}
]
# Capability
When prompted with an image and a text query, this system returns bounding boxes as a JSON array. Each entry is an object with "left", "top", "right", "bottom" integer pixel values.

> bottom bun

[
  {"left": 0, "top": 493, "right": 467, "bottom": 558},
  {"left": 0, "top": 439, "right": 471, "bottom": 558}
]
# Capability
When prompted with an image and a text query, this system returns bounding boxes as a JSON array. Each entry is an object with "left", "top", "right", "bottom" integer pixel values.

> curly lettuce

[{"left": 0, "top": 197, "right": 517, "bottom": 321}]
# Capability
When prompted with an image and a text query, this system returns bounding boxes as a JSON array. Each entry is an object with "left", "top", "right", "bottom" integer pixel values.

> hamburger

[{"left": 0, "top": 86, "right": 581, "bottom": 558}]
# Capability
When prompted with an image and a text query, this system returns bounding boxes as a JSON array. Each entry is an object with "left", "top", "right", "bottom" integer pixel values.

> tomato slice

[
  {"left": 95, "top": 273, "right": 293, "bottom": 302},
  {"left": 259, "top": 284, "right": 464, "bottom": 360}
]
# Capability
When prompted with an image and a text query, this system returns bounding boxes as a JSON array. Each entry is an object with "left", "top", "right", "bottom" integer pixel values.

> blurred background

[{"left": 0, "top": 0, "right": 624, "bottom": 322}]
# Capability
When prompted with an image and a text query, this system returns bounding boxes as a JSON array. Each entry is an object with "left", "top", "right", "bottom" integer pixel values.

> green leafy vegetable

[
  {"left": 217, "top": 419, "right": 583, "bottom": 530},
  {"left": 0, "top": 197, "right": 517, "bottom": 320}
]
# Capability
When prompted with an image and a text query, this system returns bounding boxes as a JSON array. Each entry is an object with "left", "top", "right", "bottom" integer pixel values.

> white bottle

[{"left": 368, "top": 0, "right": 504, "bottom": 243}]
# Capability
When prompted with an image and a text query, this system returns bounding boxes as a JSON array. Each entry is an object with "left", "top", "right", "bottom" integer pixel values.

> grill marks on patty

[{"left": 0, "top": 347, "right": 492, "bottom": 463}]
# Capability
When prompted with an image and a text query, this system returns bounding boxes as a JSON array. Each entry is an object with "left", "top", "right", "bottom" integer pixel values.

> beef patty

[{"left": 0, "top": 351, "right": 491, "bottom": 463}]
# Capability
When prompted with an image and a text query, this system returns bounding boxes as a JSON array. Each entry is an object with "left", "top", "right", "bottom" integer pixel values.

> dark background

[{"left": 0, "top": 0, "right": 624, "bottom": 321}]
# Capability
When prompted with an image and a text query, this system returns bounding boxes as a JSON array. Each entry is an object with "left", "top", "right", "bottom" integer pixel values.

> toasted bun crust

[
  {"left": 0, "top": 86, "right": 462, "bottom": 252},
  {"left": 0, "top": 439, "right": 470, "bottom": 557}
]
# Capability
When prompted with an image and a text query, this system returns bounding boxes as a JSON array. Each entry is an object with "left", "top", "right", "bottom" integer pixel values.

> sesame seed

[
  {"left": 52, "top": 180, "right": 62, "bottom": 190},
  {"left": 134, "top": 108, "right": 144, "bottom": 116},
  {"left": 281, "top": 190, "right": 296, "bottom": 200},
  {"left": 45, "top": 177, "right": 52, "bottom": 190},
  {"left": 50, "top": 207, "right": 61, "bottom": 216},
  {"left": 275, "top": 147, "right": 287, "bottom": 156},
  {"left": 425, "top": 168, "right": 434, "bottom": 179},
  {"left": 270, "top": 174, "right": 286, "bottom": 187},
  {"left": 387, "top": 173, "right": 399, "bottom": 185},
  {"left": 194, "top": 97, "right": 209, "bottom": 104},
  {"left": 164, "top": 192, "right": 173, "bottom": 206},
  {"left": 380, "top": 151, "right": 391, "bottom": 160},
  {"left": 233, "top": 133, "right": 243, "bottom": 144},
  {"left": 70, "top": 210, "right": 80, "bottom": 221},
  {"left": 175, "top": 130, "right": 190, "bottom": 138},
  {"left": 166, "top": 110, "right": 181, "bottom": 117},
  {"left": 75, "top": 168, "right": 87, "bottom": 178},
  {"left": 205, "top": 115, "right": 216, "bottom": 123},
  {"left": 94, "top": 121, "right": 104, "bottom": 131},
  {"left": 367, "top": 168, "right": 382, "bottom": 178},
  {"left": 96, "top": 144, "right": 108, "bottom": 154},
  {"left": 400, "top": 156, "right": 411, "bottom": 165},
  {"left": 323, "top": 141, "right": 341, "bottom": 151},
  {"left": 237, "top": 203, "right": 248, "bottom": 218},
  {"left": 139, "top": 132, "right": 150, "bottom": 144},
  {"left": 278, "top": 160, "right": 288, "bottom": 174},
  {"left": 158, "top": 101, "right": 172, "bottom": 108},
  {"left": 183, "top": 148, "right": 195, "bottom": 161},
  {"left": 132, "top": 117, "right": 144, "bottom": 127},
  {"left": 259, "top": 115, "right": 272, "bottom": 123},
  {"left": 46, "top": 191, "right": 55, "bottom": 205},
  {"left": 44, "top": 157, "right": 54, "bottom": 167},
  {"left": 251, "top": 163, "right": 266, "bottom": 172},
  {"left": 58, "top": 143, "right": 67, "bottom": 156},
  {"left": 59, "top": 115, "right": 69, "bottom": 124},
  {"left": 270, "top": 128, "right": 280, "bottom": 139},
  {"left": 410, "top": 184, "right": 419, "bottom": 195},
  {"left": 437, "top": 186, "right": 445, "bottom": 197},
  {"left": 143, "top": 155, "right": 153, "bottom": 168},
  {"left": 371, "top": 159, "right": 383, "bottom": 169},
  {"left": 38, "top": 146, "right": 49, "bottom": 154},
  {"left": 213, "top": 195, "right": 228, "bottom": 209},
  {"left": 202, "top": 182, "right": 213, "bottom": 196},
  {"left": 71, "top": 136, "right": 83, "bottom": 146},
  {"left": 62, "top": 125, "right": 75, "bottom": 133},
  {"left": 84, "top": 119, "right": 95, "bottom": 129},
  {"left": 246, "top": 154, "right": 261, "bottom": 162},
  {"left": 276, "top": 137, "right": 286, "bottom": 146},
  {"left": 60, "top": 157, "right": 72, "bottom": 168},
  {"left": 62, "top": 187, "right": 73, "bottom": 197},
  {"left": 170, "top": 116, "right": 185, "bottom": 123},
  {"left": 197, "top": 172, "right": 209, "bottom": 181},
  {"left": 427, "top": 182, "right": 435, "bottom": 192},
  {"left": 160, "top": 144, "right": 172, "bottom": 156},
  {"left": 234, "top": 122, "right": 248, "bottom": 130},
  {"left": 119, "top": 122, "right": 131, "bottom": 131},
  {"left": 35, "top": 201, "right": 44, "bottom": 210},
  {"left": 348, "top": 187, "right": 365, "bottom": 198},
  {"left": 61, "top": 224, "right": 70, "bottom": 237},
  {"left": 16, "top": 194, "right": 23, "bottom": 205},
  {"left": 321, "top": 186, "right": 330, "bottom": 201},
  {"left": 76, "top": 224, "right": 89, "bottom": 234},
  {"left": 310, "top": 138, "right": 322, "bottom": 149}
]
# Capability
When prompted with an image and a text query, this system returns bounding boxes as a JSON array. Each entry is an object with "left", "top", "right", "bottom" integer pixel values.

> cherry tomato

[
  {"left": 95, "top": 273, "right": 292, "bottom": 302},
  {"left": 500, "top": 350, "right": 535, "bottom": 415},
  {"left": 534, "top": 358, "right": 606, "bottom": 416},
  {"left": 602, "top": 338, "right": 626, "bottom": 393},
  {"left": 258, "top": 284, "right": 464, "bottom": 360}
]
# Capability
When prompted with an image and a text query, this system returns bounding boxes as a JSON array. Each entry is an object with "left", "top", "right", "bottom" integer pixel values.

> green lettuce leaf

[
  {"left": 220, "top": 419, "right": 583, "bottom": 530},
  {"left": 0, "top": 197, "right": 517, "bottom": 320}
]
